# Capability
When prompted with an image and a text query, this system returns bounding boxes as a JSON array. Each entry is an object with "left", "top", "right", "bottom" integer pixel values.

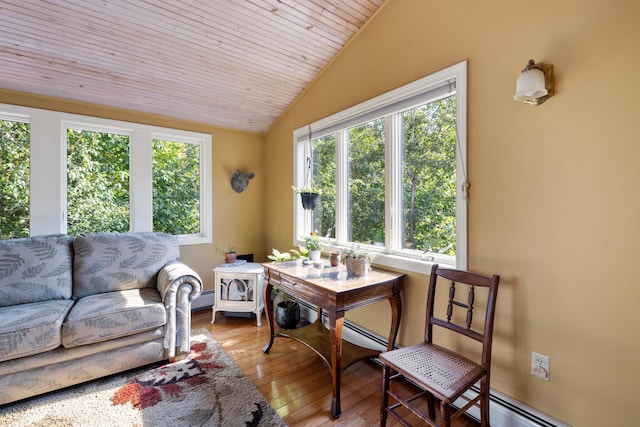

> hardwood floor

[{"left": 193, "top": 309, "right": 479, "bottom": 426}]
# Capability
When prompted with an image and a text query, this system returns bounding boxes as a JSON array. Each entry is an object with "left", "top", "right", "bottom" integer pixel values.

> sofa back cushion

[
  {"left": 72, "top": 232, "right": 179, "bottom": 299},
  {"left": 0, "top": 234, "right": 74, "bottom": 307}
]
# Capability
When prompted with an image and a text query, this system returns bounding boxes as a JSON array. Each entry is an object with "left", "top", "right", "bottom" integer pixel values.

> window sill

[
  {"left": 177, "top": 234, "right": 212, "bottom": 246},
  {"left": 372, "top": 253, "right": 455, "bottom": 276}
]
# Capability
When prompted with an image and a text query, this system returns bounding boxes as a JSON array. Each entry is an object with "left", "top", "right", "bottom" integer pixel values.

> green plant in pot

[
  {"left": 303, "top": 230, "right": 322, "bottom": 262},
  {"left": 289, "top": 246, "right": 309, "bottom": 260},
  {"left": 342, "top": 245, "right": 377, "bottom": 277},
  {"left": 267, "top": 248, "right": 294, "bottom": 263},
  {"left": 215, "top": 244, "right": 237, "bottom": 264},
  {"left": 268, "top": 246, "right": 310, "bottom": 264}
]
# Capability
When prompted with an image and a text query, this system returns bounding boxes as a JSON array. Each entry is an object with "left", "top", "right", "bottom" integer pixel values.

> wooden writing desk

[{"left": 262, "top": 260, "right": 403, "bottom": 418}]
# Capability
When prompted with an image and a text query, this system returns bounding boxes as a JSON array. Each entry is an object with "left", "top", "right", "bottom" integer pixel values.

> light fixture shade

[
  {"left": 513, "top": 59, "right": 554, "bottom": 105},
  {"left": 514, "top": 68, "right": 547, "bottom": 101}
]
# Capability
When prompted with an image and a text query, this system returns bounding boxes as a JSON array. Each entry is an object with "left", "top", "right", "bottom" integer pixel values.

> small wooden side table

[
  {"left": 212, "top": 262, "right": 264, "bottom": 326},
  {"left": 262, "top": 260, "right": 404, "bottom": 418}
]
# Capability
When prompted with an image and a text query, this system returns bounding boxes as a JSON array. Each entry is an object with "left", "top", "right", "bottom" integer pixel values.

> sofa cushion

[
  {"left": 0, "top": 234, "right": 74, "bottom": 307},
  {"left": 0, "top": 300, "right": 74, "bottom": 362},
  {"left": 62, "top": 288, "right": 166, "bottom": 348},
  {"left": 72, "top": 232, "right": 179, "bottom": 299}
]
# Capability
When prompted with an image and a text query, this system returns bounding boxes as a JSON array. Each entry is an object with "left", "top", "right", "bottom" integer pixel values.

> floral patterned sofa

[{"left": 0, "top": 232, "right": 202, "bottom": 405}]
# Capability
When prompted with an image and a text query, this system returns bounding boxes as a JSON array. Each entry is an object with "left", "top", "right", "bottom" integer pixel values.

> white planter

[{"left": 308, "top": 250, "right": 321, "bottom": 262}]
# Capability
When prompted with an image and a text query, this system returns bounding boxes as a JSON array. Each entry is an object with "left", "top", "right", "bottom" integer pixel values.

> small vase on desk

[
  {"left": 308, "top": 250, "right": 321, "bottom": 262},
  {"left": 329, "top": 252, "right": 341, "bottom": 266}
]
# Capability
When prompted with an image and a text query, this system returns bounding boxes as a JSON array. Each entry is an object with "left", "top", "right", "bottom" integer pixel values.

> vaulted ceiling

[{"left": 0, "top": 0, "right": 385, "bottom": 133}]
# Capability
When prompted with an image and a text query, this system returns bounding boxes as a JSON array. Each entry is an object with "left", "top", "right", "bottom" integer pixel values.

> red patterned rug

[{"left": 0, "top": 328, "right": 286, "bottom": 426}]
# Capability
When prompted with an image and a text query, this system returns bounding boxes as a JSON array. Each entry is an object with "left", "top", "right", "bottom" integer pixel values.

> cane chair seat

[{"left": 380, "top": 343, "right": 484, "bottom": 400}]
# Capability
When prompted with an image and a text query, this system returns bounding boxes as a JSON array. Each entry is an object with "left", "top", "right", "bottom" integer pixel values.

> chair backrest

[{"left": 426, "top": 264, "right": 500, "bottom": 368}]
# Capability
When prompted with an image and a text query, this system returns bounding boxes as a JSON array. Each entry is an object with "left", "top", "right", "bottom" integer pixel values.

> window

[
  {"left": 67, "top": 128, "right": 130, "bottom": 235},
  {"left": 152, "top": 138, "right": 201, "bottom": 235},
  {"left": 348, "top": 119, "right": 385, "bottom": 245},
  {"left": 401, "top": 97, "right": 457, "bottom": 257},
  {"left": 0, "top": 117, "right": 30, "bottom": 239},
  {"left": 0, "top": 104, "right": 211, "bottom": 244},
  {"left": 309, "top": 134, "right": 336, "bottom": 238},
  {"left": 294, "top": 61, "right": 467, "bottom": 271}
]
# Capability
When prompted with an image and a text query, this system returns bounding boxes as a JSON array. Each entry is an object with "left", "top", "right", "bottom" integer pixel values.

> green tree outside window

[{"left": 0, "top": 120, "right": 30, "bottom": 239}]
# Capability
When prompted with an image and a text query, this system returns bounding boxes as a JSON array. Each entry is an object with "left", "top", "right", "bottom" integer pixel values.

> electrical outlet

[{"left": 531, "top": 352, "right": 550, "bottom": 381}]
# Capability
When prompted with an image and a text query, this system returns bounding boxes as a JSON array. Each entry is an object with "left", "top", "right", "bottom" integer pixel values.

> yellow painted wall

[
  {"left": 264, "top": 0, "right": 640, "bottom": 425},
  {"left": 0, "top": 89, "right": 266, "bottom": 293},
  {"left": 3, "top": 0, "right": 638, "bottom": 423}
]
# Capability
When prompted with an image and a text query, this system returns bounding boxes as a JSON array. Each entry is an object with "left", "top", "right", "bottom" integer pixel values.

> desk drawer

[{"left": 268, "top": 271, "right": 326, "bottom": 306}]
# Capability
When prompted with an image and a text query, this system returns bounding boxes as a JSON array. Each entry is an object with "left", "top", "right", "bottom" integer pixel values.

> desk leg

[
  {"left": 262, "top": 281, "right": 275, "bottom": 353},
  {"left": 329, "top": 310, "right": 344, "bottom": 418},
  {"left": 387, "top": 292, "right": 402, "bottom": 351}
]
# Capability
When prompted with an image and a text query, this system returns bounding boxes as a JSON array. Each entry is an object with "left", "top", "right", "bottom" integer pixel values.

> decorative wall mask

[{"left": 231, "top": 170, "right": 255, "bottom": 193}]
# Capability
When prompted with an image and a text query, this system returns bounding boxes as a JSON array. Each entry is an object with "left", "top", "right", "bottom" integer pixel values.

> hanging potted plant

[
  {"left": 292, "top": 185, "right": 322, "bottom": 210},
  {"left": 293, "top": 125, "right": 322, "bottom": 211},
  {"left": 342, "top": 245, "right": 377, "bottom": 277}
]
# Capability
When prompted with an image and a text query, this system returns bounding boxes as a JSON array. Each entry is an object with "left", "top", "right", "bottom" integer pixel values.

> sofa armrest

[{"left": 157, "top": 260, "right": 203, "bottom": 357}]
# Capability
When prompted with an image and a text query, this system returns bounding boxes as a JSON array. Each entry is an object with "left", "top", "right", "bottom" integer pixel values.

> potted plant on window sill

[
  {"left": 292, "top": 185, "right": 322, "bottom": 210},
  {"left": 342, "top": 245, "right": 377, "bottom": 277}
]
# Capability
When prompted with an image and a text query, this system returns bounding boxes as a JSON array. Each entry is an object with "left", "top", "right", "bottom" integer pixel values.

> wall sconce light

[{"left": 514, "top": 59, "right": 554, "bottom": 105}]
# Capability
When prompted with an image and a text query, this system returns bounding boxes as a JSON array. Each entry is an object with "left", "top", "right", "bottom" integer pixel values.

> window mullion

[
  {"left": 334, "top": 130, "right": 348, "bottom": 244},
  {"left": 30, "top": 112, "right": 66, "bottom": 235},
  {"left": 385, "top": 114, "right": 402, "bottom": 253},
  {"left": 455, "top": 62, "right": 468, "bottom": 270},
  {"left": 131, "top": 130, "right": 153, "bottom": 231}
]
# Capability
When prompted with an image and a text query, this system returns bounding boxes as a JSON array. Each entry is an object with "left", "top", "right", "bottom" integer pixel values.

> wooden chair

[{"left": 380, "top": 264, "right": 500, "bottom": 426}]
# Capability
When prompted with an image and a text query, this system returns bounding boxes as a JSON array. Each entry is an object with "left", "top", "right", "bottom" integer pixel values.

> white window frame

[
  {"left": 151, "top": 131, "right": 211, "bottom": 243},
  {"left": 293, "top": 61, "right": 467, "bottom": 273},
  {"left": 0, "top": 103, "right": 212, "bottom": 245}
]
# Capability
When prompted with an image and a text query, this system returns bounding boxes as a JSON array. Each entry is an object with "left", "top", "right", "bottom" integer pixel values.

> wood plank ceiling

[{"left": 0, "top": 0, "right": 385, "bottom": 133}]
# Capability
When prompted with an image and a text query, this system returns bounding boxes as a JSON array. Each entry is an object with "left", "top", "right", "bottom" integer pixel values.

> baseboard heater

[{"left": 192, "top": 289, "right": 215, "bottom": 311}]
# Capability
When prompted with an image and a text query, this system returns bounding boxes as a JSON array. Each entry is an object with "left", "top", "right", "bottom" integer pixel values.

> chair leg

[
  {"left": 380, "top": 364, "right": 390, "bottom": 426},
  {"left": 426, "top": 392, "right": 436, "bottom": 420},
  {"left": 479, "top": 378, "right": 490, "bottom": 427},
  {"left": 439, "top": 400, "right": 451, "bottom": 427}
]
